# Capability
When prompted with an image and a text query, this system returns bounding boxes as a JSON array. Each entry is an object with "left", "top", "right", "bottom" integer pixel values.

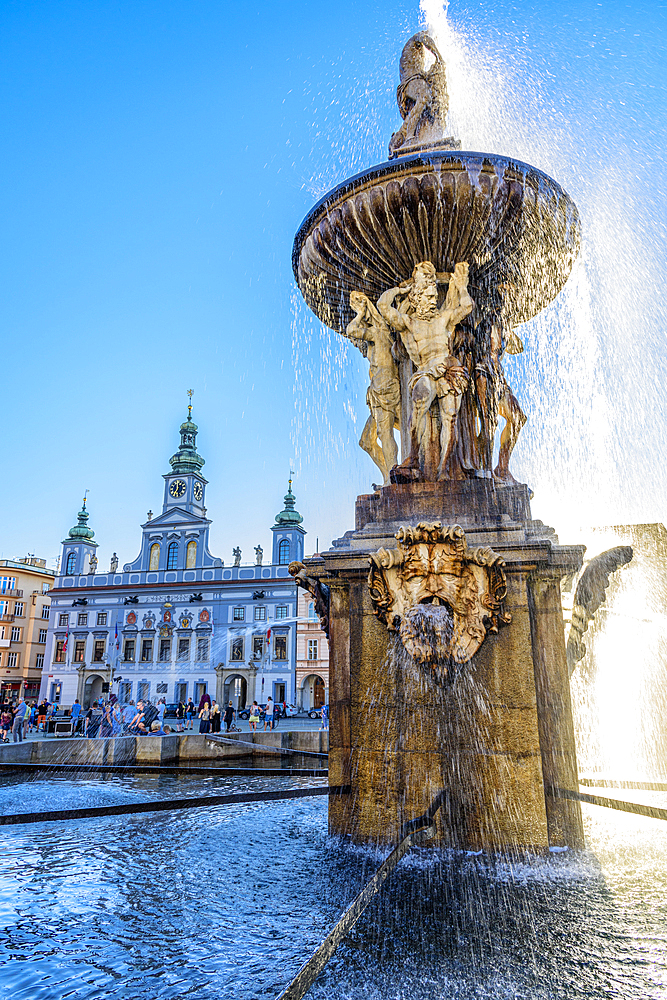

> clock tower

[{"left": 162, "top": 398, "right": 207, "bottom": 516}]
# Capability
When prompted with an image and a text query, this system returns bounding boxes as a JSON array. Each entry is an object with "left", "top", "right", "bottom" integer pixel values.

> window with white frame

[
  {"left": 58, "top": 613, "right": 69, "bottom": 627},
  {"left": 14, "top": 602, "right": 24, "bottom": 617},
  {"left": 177, "top": 638, "right": 190, "bottom": 660},
  {"left": 252, "top": 637, "right": 264, "bottom": 659},
  {"left": 254, "top": 606, "right": 266, "bottom": 621},
  {"left": 96, "top": 612, "right": 107, "bottom": 626},
  {"left": 36, "top": 653, "right": 44, "bottom": 669},
  {"left": 38, "top": 629, "right": 48, "bottom": 643},
  {"left": 41, "top": 605, "right": 50, "bottom": 619},
  {"left": 274, "top": 635, "right": 287, "bottom": 660},
  {"left": 307, "top": 639, "right": 318, "bottom": 660},
  {"left": 0, "top": 577, "right": 16, "bottom": 593},
  {"left": 308, "top": 602, "right": 317, "bottom": 620},
  {"left": 231, "top": 637, "right": 244, "bottom": 661},
  {"left": 123, "top": 639, "right": 135, "bottom": 661},
  {"left": 54, "top": 641, "right": 65, "bottom": 663},
  {"left": 42, "top": 582, "right": 50, "bottom": 594},
  {"left": 276, "top": 605, "right": 288, "bottom": 619},
  {"left": 7, "top": 652, "right": 18, "bottom": 667},
  {"left": 10, "top": 627, "right": 21, "bottom": 642},
  {"left": 0, "top": 601, "right": 9, "bottom": 616},
  {"left": 232, "top": 607, "right": 245, "bottom": 622},
  {"left": 74, "top": 640, "right": 85, "bottom": 663},
  {"left": 77, "top": 613, "right": 88, "bottom": 626},
  {"left": 196, "top": 637, "right": 209, "bottom": 661}
]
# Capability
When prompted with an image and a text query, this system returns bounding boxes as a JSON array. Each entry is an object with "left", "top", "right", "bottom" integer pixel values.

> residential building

[
  {"left": 0, "top": 557, "right": 54, "bottom": 703},
  {"left": 40, "top": 405, "right": 307, "bottom": 709},
  {"left": 295, "top": 586, "right": 329, "bottom": 710}
]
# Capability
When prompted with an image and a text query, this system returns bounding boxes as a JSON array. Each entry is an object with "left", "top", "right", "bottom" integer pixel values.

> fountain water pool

[{"left": 0, "top": 771, "right": 666, "bottom": 999}]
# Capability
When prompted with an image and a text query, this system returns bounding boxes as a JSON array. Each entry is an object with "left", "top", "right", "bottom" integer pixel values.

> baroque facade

[{"left": 40, "top": 407, "right": 309, "bottom": 710}]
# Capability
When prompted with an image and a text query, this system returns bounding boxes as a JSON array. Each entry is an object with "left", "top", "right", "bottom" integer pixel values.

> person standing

[
  {"left": 248, "top": 701, "right": 260, "bottom": 732},
  {"left": 157, "top": 699, "right": 166, "bottom": 726},
  {"left": 263, "top": 697, "right": 274, "bottom": 732},
  {"left": 210, "top": 701, "right": 221, "bottom": 733},
  {"left": 70, "top": 699, "right": 82, "bottom": 730},
  {"left": 175, "top": 701, "right": 185, "bottom": 733},
  {"left": 223, "top": 701, "right": 236, "bottom": 732},
  {"left": 273, "top": 701, "right": 281, "bottom": 730},
  {"left": 185, "top": 699, "right": 196, "bottom": 730},
  {"left": 100, "top": 702, "right": 113, "bottom": 738},
  {"left": 198, "top": 702, "right": 211, "bottom": 734},
  {"left": 12, "top": 699, "right": 28, "bottom": 743},
  {"left": 320, "top": 704, "right": 329, "bottom": 731}
]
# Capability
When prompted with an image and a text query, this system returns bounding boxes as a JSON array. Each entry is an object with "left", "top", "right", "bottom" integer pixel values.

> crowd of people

[{"left": 0, "top": 692, "right": 328, "bottom": 741}]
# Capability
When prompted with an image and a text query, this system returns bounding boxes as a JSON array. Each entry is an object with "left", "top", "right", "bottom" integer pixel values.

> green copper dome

[
  {"left": 169, "top": 404, "right": 205, "bottom": 475},
  {"left": 274, "top": 479, "right": 303, "bottom": 526},
  {"left": 65, "top": 498, "right": 95, "bottom": 542}
]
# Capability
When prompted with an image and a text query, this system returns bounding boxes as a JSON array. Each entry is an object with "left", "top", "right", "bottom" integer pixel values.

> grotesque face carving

[{"left": 368, "top": 522, "right": 510, "bottom": 677}]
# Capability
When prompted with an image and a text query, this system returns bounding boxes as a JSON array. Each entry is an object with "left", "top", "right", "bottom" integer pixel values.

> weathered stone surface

[{"left": 310, "top": 482, "right": 584, "bottom": 850}]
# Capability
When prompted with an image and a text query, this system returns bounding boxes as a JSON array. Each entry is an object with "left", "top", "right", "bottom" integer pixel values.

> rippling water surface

[{"left": 0, "top": 773, "right": 665, "bottom": 999}]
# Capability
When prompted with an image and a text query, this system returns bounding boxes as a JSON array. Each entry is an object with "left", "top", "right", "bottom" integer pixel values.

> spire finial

[
  {"left": 187, "top": 388, "right": 194, "bottom": 420},
  {"left": 83, "top": 489, "right": 89, "bottom": 509}
]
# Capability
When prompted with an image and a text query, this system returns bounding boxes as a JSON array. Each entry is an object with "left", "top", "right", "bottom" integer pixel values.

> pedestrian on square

[
  {"left": 121, "top": 700, "right": 135, "bottom": 734},
  {"left": 210, "top": 701, "right": 221, "bottom": 733},
  {"left": 100, "top": 702, "right": 113, "bottom": 738},
  {"left": 157, "top": 699, "right": 166, "bottom": 725},
  {"left": 248, "top": 701, "right": 260, "bottom": 732},
  {"left": 223, "top": 701, "right": 236, "bottom": 732},
  {"left": 198, "top": 691, "right": 211, "bottom": 712},
  {"left": 185, "top": 699, "right": 196, "bottom": 730},
  {"left": 37, "top": 700, "right": 48, "bottom": 731},
  {"left": 12, "top": 699, "right": 28, "bottom": 743},
  {"left": 198, "top": 702, "right": 211, "bottom": 734},
  {"left": 175, "top": 702, "right": 185, "bottom": 733},
  {"left": 111, "top": 701, "right": 123, "bottom": 736},
  {"left": 0, "top": 708, "right": 12, "bottom": 742},
  {"left": 70, "top": 699, "right": 82, "bottom": 734},
  {"left": 273, "top": 701, "right": 281, "bottom": 730},
  {"left": 86, "top": 701, "right": 103, "bottom": 738},
  {"left": 320, "top": 704, "right": 329, "bottom": 731},
  {"left": 263, "top": 697, "right": 274, "bottom": 732}
]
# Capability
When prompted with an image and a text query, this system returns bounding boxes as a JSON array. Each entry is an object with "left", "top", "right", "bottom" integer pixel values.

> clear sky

[{"left": 1, "top": 0, "right": 666, "bottom": 571}]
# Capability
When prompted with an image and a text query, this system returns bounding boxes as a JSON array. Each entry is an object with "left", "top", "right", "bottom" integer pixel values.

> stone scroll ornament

[
  {"left": 288, "top": 561, "right": 331, "bottom": 639},
  {"left": 368, "top": 523, "right": 510, "bottom": 675}
]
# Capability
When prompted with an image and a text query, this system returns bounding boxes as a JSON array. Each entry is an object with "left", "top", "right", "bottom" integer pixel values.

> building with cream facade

[
  {"left": 295, "top": 586, "right": 329, "bottom": 710},
  {"left": 40, "top": 407, "right": 310, "bottom": 710},
  {"left": 0, "top": 557, "right": 54, "bottom": 703}
]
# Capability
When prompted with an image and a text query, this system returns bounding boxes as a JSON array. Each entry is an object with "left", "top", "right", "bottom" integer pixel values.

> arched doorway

[
  {"left": 83, "top": 674, "right": 104, "bottom": 709},
  {"left": 223, "top": 674, "right": 248, "bottom": 710},
  {"left": 301, "top": 674, "right": 325, "bottom": 711}
]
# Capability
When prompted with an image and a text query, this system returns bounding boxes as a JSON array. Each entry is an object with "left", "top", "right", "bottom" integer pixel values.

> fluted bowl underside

[{"left": 293, "top": 151, "right": 580, "bottom": 332}]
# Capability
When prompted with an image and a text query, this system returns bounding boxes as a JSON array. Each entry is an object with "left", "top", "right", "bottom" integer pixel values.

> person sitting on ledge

[{"left": 150, "top": 720, "right": 168, "bottom": 736}]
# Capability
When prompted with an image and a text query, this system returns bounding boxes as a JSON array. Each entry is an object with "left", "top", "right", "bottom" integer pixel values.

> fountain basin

[{"left": 293, "top": 151, "right": 580, "bottom": 332}]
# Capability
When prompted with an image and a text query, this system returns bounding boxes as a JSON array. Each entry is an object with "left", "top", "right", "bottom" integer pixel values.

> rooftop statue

[
  {"left": 232, "top": 547, "right": 241, "bottom": 567},
  {"left": 389, "top": 32, "right": 459, "bottom": 158}
]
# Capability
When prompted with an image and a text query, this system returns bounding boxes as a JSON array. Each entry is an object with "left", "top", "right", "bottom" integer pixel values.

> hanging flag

[
  {"left": 115, "top": 621, "right": 119, "bottom": 651},
  {"left": 62, "top": 627, "right": 69, "bottom": 655},
  {"left": 266, "top": 627, "right": 271, "bottom": 642}
]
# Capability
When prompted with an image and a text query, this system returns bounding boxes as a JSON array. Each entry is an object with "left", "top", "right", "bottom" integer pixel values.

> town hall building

[{"left": 40, "top": 405, "right": 313, "bottom": 711}]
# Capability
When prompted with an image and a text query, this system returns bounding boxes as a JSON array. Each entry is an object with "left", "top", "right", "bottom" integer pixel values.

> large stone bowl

[{"left": 292, "top": 151, "right": 580, "bottom": 332}]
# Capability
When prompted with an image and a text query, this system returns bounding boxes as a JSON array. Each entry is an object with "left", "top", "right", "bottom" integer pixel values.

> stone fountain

[{"left": 291, "top": 32, "right": 586, "bottom": 852}]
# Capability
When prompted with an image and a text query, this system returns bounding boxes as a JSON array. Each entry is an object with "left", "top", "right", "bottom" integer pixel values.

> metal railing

[{"left": 275, "top": 790, "right": 448, "bottom": 1000}]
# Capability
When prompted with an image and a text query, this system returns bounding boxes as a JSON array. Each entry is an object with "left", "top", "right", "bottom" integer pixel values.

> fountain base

[{"left": 313, "top": 480, "right": 585, "bottom": 851}]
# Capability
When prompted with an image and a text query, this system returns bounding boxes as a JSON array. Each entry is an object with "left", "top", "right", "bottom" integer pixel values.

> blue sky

[{"left": 1, "top": 0, "right": 666, "bottom": 570}]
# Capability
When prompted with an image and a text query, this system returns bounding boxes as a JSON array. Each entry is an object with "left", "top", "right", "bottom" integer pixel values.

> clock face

[
  {"left": 193, "top": 482, "right": 203, "bottom": 502},
  {"left": 169, "top": 479, "right": 186, "bottom": 499}
]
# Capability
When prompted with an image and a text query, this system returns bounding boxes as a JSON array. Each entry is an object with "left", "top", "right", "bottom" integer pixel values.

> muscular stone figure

[
  {"left": 345, "top": 291, "right": 401, "bottom": 485},
  {"left": 378, "top": 261, "right": 473, "bottom": 480}
]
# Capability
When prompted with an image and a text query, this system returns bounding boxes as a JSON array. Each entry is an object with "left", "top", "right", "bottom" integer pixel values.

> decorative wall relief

[{"left": 369, "top": 522, "right": 510, "bottom": 673}]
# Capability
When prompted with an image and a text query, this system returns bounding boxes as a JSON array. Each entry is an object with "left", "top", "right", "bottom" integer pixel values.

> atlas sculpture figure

[
  {"left": 345, "top": 291, "right": 401, "bottom": 485},
  {"left": 378, "top": 260, "right": 473, "bottom": 480}
]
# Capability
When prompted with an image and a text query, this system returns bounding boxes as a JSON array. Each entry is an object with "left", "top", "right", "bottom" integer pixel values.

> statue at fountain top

[
  {"left": 389, "top": 32, "right": 460, "bottom": 158},
  {"left": 345, "top": 292, "right": 401, "bottom": 486},
  {"left": 232, "top": 547, "right": 241, "bottom": 567},
  {"left": 378, "top": 261, "right": 473, "bottom": 481}
]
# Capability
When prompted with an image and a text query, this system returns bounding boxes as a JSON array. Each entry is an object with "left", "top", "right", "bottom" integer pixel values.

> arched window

[
  {"left": 278, "top": 539, "right": 290, "bottom": 565},
  {"left": 65, "top": 552, "right": 76, "bottom": 575},
  {"left": 167, "top": 542, "right": 179, "bottom": 570},
  {"left": 149, "top": 543, "right": 160, "bottom": 571},
  {"left": 186, "top": 540, "right": 197, "bottom": 569}
]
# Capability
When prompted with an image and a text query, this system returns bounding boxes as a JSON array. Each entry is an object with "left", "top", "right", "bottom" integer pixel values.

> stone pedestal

[{"left": 313, "top": 480, "right": 585, "bottom": 851}]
